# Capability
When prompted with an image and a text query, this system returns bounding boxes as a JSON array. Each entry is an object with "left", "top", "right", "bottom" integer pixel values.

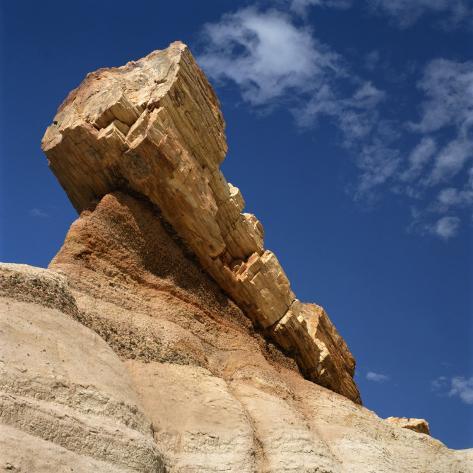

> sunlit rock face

[{"left": 41, "top": 41, "right": 359, "bottom": 403}]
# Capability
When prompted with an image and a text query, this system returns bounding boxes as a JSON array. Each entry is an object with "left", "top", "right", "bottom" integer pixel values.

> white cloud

[
  {"left": 431, "top": 376, "right": 448, "bottom": 391},
  {"left": 366, "top": 371, "right": 390, "bottom": 382},
  {"left": 198, "top": 8, "right": 341, "bottom": 106},
  {"left": 297, "top": 81, "right": 385, "bottom": 144},
  {"left": 410, "top": 59, "right": 473, "bottom": 187},
  {"left": 426, "top": 138, "right": 473, "bottom": 186},
  {"left": 392, "top": 59, "right": 473, "bottom": 237},
  {"left": 289, "top": 0, "right": 352, "bottom": 16},
  {"left": 449, "top": 376, "right": 473, "bottom": 404},
  {"left": 286, "top": 0, "right": 472, "bottom": 28},
  {"left": 433, "top": 376, "right": 473, "bottom": 404},
  {"left": 356, "top": 141, "right": 400, "bottom": 196},
  {"left": 412, "top": 58, "right": 473, "bottom": 136},
  {"left": 198, "top": 6, "right": 472, "bottom": 240},
  {"left": 437, "top": 170, "right": 473, "bottom": 209},
  {"left": 400, "top": 137, "right": 437, "bottom": 182},
  {"left": 432, "top": 216, "right": 461, "bottom": 239},
  {"left": 366, "top": 0, "right": 472, "bottom": 28},
  {"left": 199, "top": 6, "right": 384, "bottom": 149},
  {"left": 29, "top": 208, "right": 49, "bottom": 218},
  {"left": 411, "top": 59, "right": 473, "bottom": 186}
]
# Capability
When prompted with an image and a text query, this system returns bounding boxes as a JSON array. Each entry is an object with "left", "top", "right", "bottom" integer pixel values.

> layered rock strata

[
  {"left": 0, "top": 264, "right": 165, "bottom": 472},
  {"left": 41, "top": 41, "right": 359, "bottom": 402}
]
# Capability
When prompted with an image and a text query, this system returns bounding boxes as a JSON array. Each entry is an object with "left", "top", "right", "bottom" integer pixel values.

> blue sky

[{"left": 0, "top": 0, "right": 472, "bottom": 449}]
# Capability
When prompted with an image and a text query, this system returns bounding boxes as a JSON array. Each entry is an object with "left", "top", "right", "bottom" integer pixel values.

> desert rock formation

[
  {"left": 41, "top": 41, "right": 359, "bottom": 403},
  {"left": 1, "top": 42, "right": 472, "bottom": 472}
]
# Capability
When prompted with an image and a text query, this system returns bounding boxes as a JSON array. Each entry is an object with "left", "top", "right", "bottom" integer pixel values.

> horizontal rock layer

[
  {"left": 0, "top": 263, "right": 164, "bottom": 473},
  {"left": 42, "top": 41, "right": 359, "bottom": 402}
]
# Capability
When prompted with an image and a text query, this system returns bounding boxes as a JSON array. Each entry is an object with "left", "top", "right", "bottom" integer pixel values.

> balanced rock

[{"left": 41, "top": 41, "right": 360, "bottom": 402}]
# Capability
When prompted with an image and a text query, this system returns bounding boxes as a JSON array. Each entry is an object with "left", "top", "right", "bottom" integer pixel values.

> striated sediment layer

[
  {"left": 0, "top": 263, "right": 165, "bottom": 472},
  {"left": 41, "top": 41, "right": 359, "bottom": 402}
]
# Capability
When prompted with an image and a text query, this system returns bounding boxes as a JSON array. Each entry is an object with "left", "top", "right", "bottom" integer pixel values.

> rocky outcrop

[
  {"left": 0, "top": 264, "right": 164, "bottom": 472},
  {"left": 1, "top": 213, "right": 471, "bottom": 471},
  {"left": 41, "top": 41, "right": 359, "bottom": 402},
  {"left": 386, "top": 417, "right": 431, "bottom": 435}
]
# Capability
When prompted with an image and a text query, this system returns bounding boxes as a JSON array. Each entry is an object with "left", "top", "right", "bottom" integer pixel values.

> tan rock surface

[
  {"left": 0, "top": 263, "right": 164, "bottom": 473},
  {"left": 385, "top": 416, "right": 431, "bottom": 435},
  {"left": 41, "top": 41, "right": 359, "bottom": 402},
  {"left": 43, "top": 192, "right": 472, "bottom": 473}
]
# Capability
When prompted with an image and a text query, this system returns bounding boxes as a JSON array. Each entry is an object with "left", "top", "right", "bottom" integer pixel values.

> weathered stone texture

[
  {"left": 41, "top": 41, "right": 359, "bottom": 402},
  {"left": 0, "top": 264, "right": 164, "bottom": 472}
]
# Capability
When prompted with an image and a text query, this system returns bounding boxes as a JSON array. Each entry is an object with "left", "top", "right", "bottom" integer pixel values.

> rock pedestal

[{"left": 42, "top": 42, "right": 360, "bottom": 402}]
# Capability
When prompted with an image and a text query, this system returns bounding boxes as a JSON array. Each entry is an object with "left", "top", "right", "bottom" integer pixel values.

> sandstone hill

[{"left": 1, "top": 41, "right": 472, "bottom": 472}]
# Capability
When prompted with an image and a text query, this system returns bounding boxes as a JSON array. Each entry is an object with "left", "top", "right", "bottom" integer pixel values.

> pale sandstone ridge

[
  {"left": 41, "top": 41, "right": 359, "bottom": 402},
  {"left": 0, "top": 263, "right": 164, "bottom": 472},
  {"left": 386, "top": 417, "right": 431, "bottom": 435}
]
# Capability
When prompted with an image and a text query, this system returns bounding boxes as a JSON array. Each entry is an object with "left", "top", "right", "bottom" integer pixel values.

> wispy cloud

[
  {"left": 341, "top": 57, "right": 473, "bottom": 237},
  {"left": 198, "top": 6, "right": 385, "bottom": 145},
  {"left": 198, "top": 5, "right": 472, "bottom": 240},
  {"left": 198, "top": 7, "right": 343, "bottom": 106},
  {"left": 366, "top": 0, "right": 473, "bottom": 29},
  {"left": 400, "top": 59, "right": 473, "bottom": 236},
  {"left": 287, "top": 0, "right": 472, "bottom": 28},
  {"left": 432, "top": 375, "right": 473, "bottom": 404},
  {"left": 449, "top": 376, "right": 473, "bottom": 404},
  {"left": 297, "top": 81, "right": 385, "bottom": 144},
  {"left": 400, "top": 137, "right": 437, "bottom": 183},
  {"left": 431, "top": 375, "right": 448, "bottom": 391},
  {"left": 412, "top": 59, "right": 473, "bottom": 135},
  {"left": 288, "top": 0, "right": 352, "bottom": 16},
  {"left": 431, "top": 216, "right": 461, "bottom": 240},
  {"left": 366, "top": 371, "right": 390, "bottom": 382},
  {"left": 29, "top": 208, "right": 49, "bottom": 218},
  {"left": 198, "top": 5, "right": 386, "bottom": 152}
]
